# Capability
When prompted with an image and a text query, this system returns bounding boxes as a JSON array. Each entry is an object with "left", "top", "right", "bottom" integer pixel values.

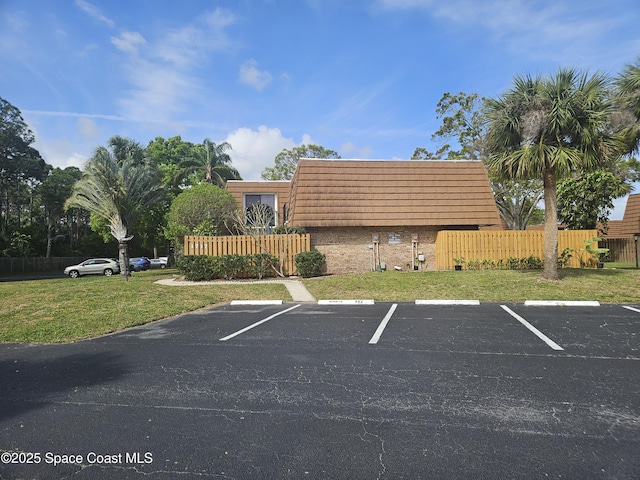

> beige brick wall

[{"left": 308, "top": 226, "right": 440, "bottom": 275}]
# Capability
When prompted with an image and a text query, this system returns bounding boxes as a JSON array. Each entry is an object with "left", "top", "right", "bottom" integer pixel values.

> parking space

[
  {"left": 2, "top": 301, "right": 639, "bottom": 479},
  {"left": 188, "top": 301, "right": 640, "bottom": 360},
  {"left": 505, "top": 303, "right": 640, "bottom": 359}
]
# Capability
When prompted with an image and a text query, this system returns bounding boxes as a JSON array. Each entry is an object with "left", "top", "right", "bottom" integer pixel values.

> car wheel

[
  {"left": 69, "top": 270, "right": 80, "bottom": 278},
  {"left": 104, "top": 268, "right": 113, "bottom": 276}
]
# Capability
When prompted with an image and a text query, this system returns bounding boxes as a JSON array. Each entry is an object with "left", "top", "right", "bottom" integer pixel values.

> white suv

[{"left": 64, "top": 258, "right": 121, "bottom": 278}]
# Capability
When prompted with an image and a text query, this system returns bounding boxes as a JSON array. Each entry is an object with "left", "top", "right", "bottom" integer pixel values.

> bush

[
  {"left": 249, "top": 253, "right": 278, "bottom": 280},
  {"left": 217, "top": 254, "right": 248, "bottom": 280},
  {"left": 175, "top": 255, "right": 219, "bottom": 281},
  {"left": 295, "top": 251, "right": 325, "bottom": 278},
  {"left": 271, "top": 225, "right": 307, "bottom": 235}
]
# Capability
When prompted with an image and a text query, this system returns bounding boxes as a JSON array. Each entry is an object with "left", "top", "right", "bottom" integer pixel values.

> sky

[{"left": 1, "top": 0, "right": 639, "bottom": 218}]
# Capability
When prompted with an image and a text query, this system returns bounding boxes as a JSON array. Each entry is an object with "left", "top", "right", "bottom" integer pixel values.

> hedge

[{"left": 176, "top": 254, "right": 278, "bottom": 281}]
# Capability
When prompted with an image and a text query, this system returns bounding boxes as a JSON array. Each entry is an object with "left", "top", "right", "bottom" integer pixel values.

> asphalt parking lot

[{"left": 1, "top": 302, "right": 639, "bottom": 479}]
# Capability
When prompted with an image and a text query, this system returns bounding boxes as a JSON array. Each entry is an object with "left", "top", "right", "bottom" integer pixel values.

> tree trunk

[
  {"left": 46, "top": 218, "right": 53, "bottom": 258},
  {"left": 542, "top": 168, "right": 559, "bottom": 280},
  {"left": 119, "top": 241, "right": 130, "bottom": 281}
]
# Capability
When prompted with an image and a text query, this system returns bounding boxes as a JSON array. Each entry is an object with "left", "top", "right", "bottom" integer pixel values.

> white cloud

[
  {"left": 341, "top": 141, "right": 372, "bottom": 158},
  {"left": 112, "top": 8, "right": 236, "bottom": 124},
  {"left": 111, "top": 31, "right": 146, "bottom": 55},
  {"left": 75, "top": 0, "right": 114, "bottom": 28},
  {"left": 36, "top": 138, "right": 89, "bottom": 170},
  {"left": 77, "top": 117, "right": 99, "bottom": 140},
  {"left": 374, "top": 0, "right": 626, "bottom": 65},
  {"left": 154, "top": 9, "right": 235, "bottom": 67},
  {"left": 223, "top": 126, "right": 313, "bottom": 180},
  {"left": 239, "top": 59, "right": 273, "bottom": 91}
]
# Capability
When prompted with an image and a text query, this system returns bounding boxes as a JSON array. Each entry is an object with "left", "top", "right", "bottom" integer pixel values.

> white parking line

[
  {"left": 219, "top": 304, "right": 301, "bottom": 341},
  {"left": 622, "top": 305, "right": 640, "bottom": 314},
  {"left": 500, "top": 305, "right": 564, "bottom": 351},
  {"left": 368, "top": 303, "right": 398, "bottom": 345}
]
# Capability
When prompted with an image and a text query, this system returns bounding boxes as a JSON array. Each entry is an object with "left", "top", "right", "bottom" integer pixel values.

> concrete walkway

[{"left": 155, "top": 277, "right": 317, "bottom": 302}]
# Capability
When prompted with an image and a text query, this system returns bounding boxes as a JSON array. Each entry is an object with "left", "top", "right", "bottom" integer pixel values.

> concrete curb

[
  {"left": 415, "top": 300, "right": 480, "bottom": 305},
  {"left": 524, "top": 300, "right": 600, "bottom": 307},
  {"left": 318, "top": 300, "right": 375, "bottom": 305}
]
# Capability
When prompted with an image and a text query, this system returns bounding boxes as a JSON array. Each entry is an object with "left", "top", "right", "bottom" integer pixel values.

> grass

[
  {"left": 2, "top": 265, "right": 639, "bottom": 344},
  {"left": 302, "top": 266, "right": 640, "bottom": 303},
  {"left": 0, "top": 270, "right": 290, "bottom": 344}
]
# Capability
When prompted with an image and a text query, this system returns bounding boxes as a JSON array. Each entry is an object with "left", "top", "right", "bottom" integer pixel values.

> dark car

[
  {"left": 149, "top": 258, "right": 168, "bottom": 269},
  {"left": 129, "top": 257, "right": 151, "bottom": 272}
]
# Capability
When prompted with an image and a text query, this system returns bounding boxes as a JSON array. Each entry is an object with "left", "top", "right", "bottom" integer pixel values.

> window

[{"left": 244, "top": 194, "right": 277, "bottom": 229}]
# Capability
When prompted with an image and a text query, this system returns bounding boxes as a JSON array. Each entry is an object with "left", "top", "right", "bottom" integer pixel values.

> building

[{"left": 227, "top": 159, "right": 502, "bottom": 274}]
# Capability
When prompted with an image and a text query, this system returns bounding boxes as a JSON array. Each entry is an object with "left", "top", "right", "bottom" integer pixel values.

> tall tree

[
  {"left": 615, "top": 56, "right": 640, "bottom": 155},
  {"left": 412, "top": 92, "right": 543, "bottom": 229},
  {"left": 486, "top": 69, "right": 620, "bottom": 280},
  {"left": 65, "top": 141, "right": 165, "bottom": 278},
  {"left": 261, "top": 144, "right": 340, "bottom": 180},
  {"left": 0, "top": 96, "right": 48, "bottom": 234},
  {"left": 557, "top": 171, "right": 631, "bottom": 232},
  {"left": 179, "top": 139, "right": 240, "bottom": 187},
  {"left": 146, "top": 135, "right": 197, "bottom": 193},
  {"left": 37, "top": 166, "right": 82, "bottom": 257}
]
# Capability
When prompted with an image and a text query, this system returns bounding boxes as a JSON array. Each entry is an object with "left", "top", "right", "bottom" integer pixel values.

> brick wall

[{"left": 308, "top": 226, "right": 440, "bottom": 274}]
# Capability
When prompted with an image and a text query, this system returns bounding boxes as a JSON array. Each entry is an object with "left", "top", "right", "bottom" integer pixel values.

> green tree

[
  {"left": 165, "top": 183, "right": 239, "bottom": 253},
  {"left": 65, "top": 141, "right": 165, "bottom": 278},
  {"left": 412, "top": 92, "right": 543, "bottom": 230},
  {"left": 261, "top": 144, "right": 340, "bottom": 180},
  {"left": 557, "top": 170, "right": 631, "bottom": 232},
  {"left": 37, "top": 166, "right": 82, "bottom": 257},
  {"left": 0, "top": 96, "right": 49, "bottom": 234},
  {"left": 178, "top": 139, "right": 240, "bottom": 187},
  {"left": 486, "top": 69, "right": 620, "bottom": 280},
  {"left": 146, "top": 136, "right": 197, "bottom": 193},
  {"left": 412, "top": 92, "right": 487, "bottom": 160},
  {"left": 615, "top": 56, "right": 640, "bottom": 155}
]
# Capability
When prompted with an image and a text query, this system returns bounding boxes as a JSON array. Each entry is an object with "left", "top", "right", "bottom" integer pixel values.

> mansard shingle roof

[{"left": 286, "top": 159, "right": 502, "bottom": 227}]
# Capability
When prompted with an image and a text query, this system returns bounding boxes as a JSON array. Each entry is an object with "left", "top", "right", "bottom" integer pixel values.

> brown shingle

[
  {"left": 607, "top": 194, "right": 640, "bottom": 237},
  {"left": 287, "top": 159, "right": 502, "bottom": 227}
]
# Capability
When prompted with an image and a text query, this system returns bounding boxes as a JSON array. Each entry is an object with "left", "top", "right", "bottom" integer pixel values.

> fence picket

[
  {"left": 435, "top": 230, "right": 598, "bottom": 270},
  {"left": 184, "top": 234, "right": 311, "bottom": 276}
]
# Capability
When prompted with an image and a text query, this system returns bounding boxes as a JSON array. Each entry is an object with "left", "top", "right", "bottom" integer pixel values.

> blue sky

[{"left": 1, "top": 0, "right": 639, "bottom": 217}]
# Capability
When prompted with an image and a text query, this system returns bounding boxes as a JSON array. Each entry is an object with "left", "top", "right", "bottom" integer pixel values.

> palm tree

[
  {"left": 179, "top": 139, "right": 240, "bottom": 187},
  {"left": 615, "top": 57, "right": 640, "bottom": 155},
  {"left": 485, "top": 69, "right": 620, "bottom": 280},
  {"left": 65, "top": 144, "right": 165, "bottom": 279}
]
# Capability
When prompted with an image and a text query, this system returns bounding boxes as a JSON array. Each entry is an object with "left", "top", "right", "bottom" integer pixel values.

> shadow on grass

[{"left": 0, "top": 351, "right": 129, "bottom": 421}]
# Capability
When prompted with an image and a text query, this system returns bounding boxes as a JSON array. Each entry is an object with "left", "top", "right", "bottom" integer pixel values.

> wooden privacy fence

[
  {"left": 183, "top": 234, "right": 310, "bottom": 276},
  {"left": 600, "top": 238, "right": 636, "bottom": 263},
  {"left": 435, "top": 230, "right": 599, "bottom": 270}
]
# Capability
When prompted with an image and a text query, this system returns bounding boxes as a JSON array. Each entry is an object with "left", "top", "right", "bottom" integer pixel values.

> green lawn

[
  {"left": 0, "top": 270, "right": 290, "bottom": 344},
  {"left": 2, "top": 266, "right": 639, "bottom": 344},
  {"left": 302, "top": 266, "right": 640, "bottom": 303}
]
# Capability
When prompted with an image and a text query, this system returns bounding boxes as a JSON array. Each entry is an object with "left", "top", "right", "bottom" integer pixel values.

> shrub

[
  {"left": 295, "top": 251, "right": 326, "bottom": 278},
  {"left": 271, "top": 225, "right": 307, "bottom": 235},
  {"left": 175, "top": 255, "right": 219, "bottom": 281},
  {"left": 217, "top": 254, "right": 248, "bottom": 280},
  {"left": 249, "top": 253, "right": 278, "bottom": 280}
]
